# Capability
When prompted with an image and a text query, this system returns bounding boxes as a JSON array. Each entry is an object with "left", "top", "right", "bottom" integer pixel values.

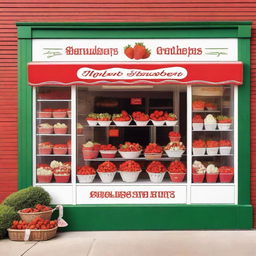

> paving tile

[
  {"left": 24, "top": 232, "right": 94, "bottom": 256},
  {"left": 0, "top": 239, "right": 37, "bottom": 256}
]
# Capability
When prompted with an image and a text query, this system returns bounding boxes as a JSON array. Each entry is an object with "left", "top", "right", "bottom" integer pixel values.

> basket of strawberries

[
  {"left": 164, "top": 141, "right": 185, "bottom": 158},
  {"left": 118, "top": 142, "right": 142, "bottom": 159},
  {"left": 217, "top": 115, "right": 232, "bottom": 130},
  {"left": 99, "top": 144, "right": 117, "bottom": 158},
  {"left": 144, "top": 143, "right": 163, "bottom": 159},
  {"left": 119, "top": 160, "right": 141, "bottom": 182},
  {"left": 168, "top": 131, "right": 181, "bottom": 142},
  {"left": 146, "top": 161, "right": 166, "bottom": 183},
  {"left": 97, "top": 161, "right": 117, "bottom": 183},
  {"left": 192, "top": 114, "right": 204, "bottom": 131},
  {"left": 206, "top": 140, "right": 219, "bottom": 155},
  {"left": 77, "top": 165, "right": 96, "bottom": 183},
  {"left": 165, "top": 113, "right": 178, "bottom": 126},
  {"left": 219, "top": 166, "right": 234, "bottom": 183},
  {"left": 192, "top": 100, "right": 205, "bottom": 111},
  {"left": 132, "top": 111, "right": 150, "bottom": 126},
  {"left": 86, "top": 113, "right": 99, "bottom": 126},
  {"left": 168, "top": 160, "right": 186, "bottom": 182},
  {"left": 112, "top": 110, "right": 131, "bottom": 126},
  {"left": 192, "top": 139, "right": 206, "bottom": 156},
  {"left": 150, "top": 110, "right": 166, "bottom": 126},
  {"left": 219, "top": 140, "right": 232, "bottom": 155}
]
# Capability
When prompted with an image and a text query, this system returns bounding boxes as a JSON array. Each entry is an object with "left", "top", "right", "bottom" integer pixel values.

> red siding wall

[{"left": 0, "top": 0, "right": 255, "bottom": 226}]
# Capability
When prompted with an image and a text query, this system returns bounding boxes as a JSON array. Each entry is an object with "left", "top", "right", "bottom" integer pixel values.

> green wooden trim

[
  {"left": 16, "top": 21, "right": 252, "bottom": 39},
  {"left": 238, "top": 38, "right": 251, "bottom": 204},
  {"left": 18, "top": 39, "right": 32, "bottom": 189},
  {"left": 60, "top": 204, "right": 253, "bottom": 230}
]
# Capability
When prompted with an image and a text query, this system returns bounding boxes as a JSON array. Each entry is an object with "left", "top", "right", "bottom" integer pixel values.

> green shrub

[
  {"left": 3, "top": 186, "right": 51, "bottom": 211},
  {"left": 0, "top": 205, "right": 18, "bottom": 239}
]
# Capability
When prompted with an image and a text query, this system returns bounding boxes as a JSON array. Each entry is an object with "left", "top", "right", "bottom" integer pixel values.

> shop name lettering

[
  {"left": 77, "top": 67, "right": 187, "bottom": 80},
  {"left": 90, "top": 191, "right": 175, "bottom": 199}
]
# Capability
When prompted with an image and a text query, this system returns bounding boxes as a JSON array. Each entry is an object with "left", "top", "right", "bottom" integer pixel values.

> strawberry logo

[{"left": 124, "top": 42, "right": 151, "bottom": 60}]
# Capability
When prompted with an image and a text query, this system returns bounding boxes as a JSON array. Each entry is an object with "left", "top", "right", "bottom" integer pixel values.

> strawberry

[
  {"left": 143, "top": 48, "right": 151, "bottom": 59},
  {"left": 124, "top": 45, "right": 134, "bottom": 59},
  {"left": 133, "top": 43, "right": 147, "bottom": 60}
]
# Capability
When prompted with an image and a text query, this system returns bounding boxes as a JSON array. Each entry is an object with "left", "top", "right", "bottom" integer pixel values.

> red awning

[{"left": 28, "top": 62, "right": 243, "bottom": 87}]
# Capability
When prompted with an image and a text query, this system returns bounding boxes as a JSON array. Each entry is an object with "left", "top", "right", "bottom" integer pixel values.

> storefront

[{"left": 17, "top": 22, "right": 252, "bottom": 230}]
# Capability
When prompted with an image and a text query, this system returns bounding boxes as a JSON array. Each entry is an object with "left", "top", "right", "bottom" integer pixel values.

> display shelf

[
  {"left": 84, "top": 157, "right": 184, "bottom": 161},
  {"left": 84, "top": 124, "right": 179, "bottom": 128},
  {"left": 192, "top": 129, "right": 233, "bottom": 132},
  {"left": 36, "top": 118, "right": 71, "bottom": 120},
  {"left": 37, "top": 99, "right": 71, "bottom": 102},
  {"left": 76, "top": 181, "right": 187, "bottom": 186},
  {"left": 192, "top": 154, "right": 233, "bottom": 157},
  {"left": 36, "top": 154, "right": 71, "bottom": 157},
  {"left": 36, "top": 134, "right": 71, "bottom": 136},
  {"left": 191, "top": 183, "right": 234, "bottom": 186}
]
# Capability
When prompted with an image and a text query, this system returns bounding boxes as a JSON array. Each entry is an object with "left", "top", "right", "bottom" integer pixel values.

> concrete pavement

[{"left": 0, "top": 230, "right": 256, "bottom": 256}]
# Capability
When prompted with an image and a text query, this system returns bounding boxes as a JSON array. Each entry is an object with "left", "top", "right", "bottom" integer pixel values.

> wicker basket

[
  {"left": 8, "top": 227, "right": 57, "bottom": 241},
  {"left": 18, "top": 209, "right": 53, "bottom": 223}
]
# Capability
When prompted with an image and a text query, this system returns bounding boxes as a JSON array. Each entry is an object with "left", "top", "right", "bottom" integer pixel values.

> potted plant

[
  {"left": 192, "top": 100, "right": 205, "bottom": 111},
  {"left": 192, "top": 139, "right": 206, "bottom": 156},
  {"left": 119, "top": 160, "right": 141, "bottom": 182},
  {"left": 132, "top": 111, "right": 150, "bottom": 126},
  {"left": 206, "top": 164, "right": 219, "bottom": 183},
  {"left": 38, "top": 142, "right": 53, "bottom": 155},
  {"left": 164, "top": 113, "right": 178, "bottom": 126},
  {"left": 219, "top": 140, "right": 232, "bottom": 155},
  {"left": 219, "top": 166, "right": 234, "bottom": 183},
  {"left": 168, "top": 160, "right": 186, "bottom": 182},
  {"left": 164, "top": 141, "right": 185, "bottom": 158},
  {"left": 97, "top": 113, "right": 112, "bottom": 126},
  {"left": 206, "top": 140, "right": 219, "bottom": 155},
  {"left": 112, "top": 110, "right": 131, "bottom": 126},
  {"left": 204, "top": 114, "right": 217, "bottom": 130},
  {"left": 99, "top": 144, "right": 117, "bottom": 158},
  {"left": 97, "top": 161, "right": 117, "bottom": 183},
  {"left": 82, "top": 141, "right": 101, "bottom": 159},
  {"left": 192, "top": 114, "right": 204, "bottom": 131},
  {"left": 192, "top": 160, "right": 206, "bottom": 183},
  {"left": 77, "top": 165, "right": 96, "bottom": 183},
  {"left": 118, "top": 142, "right": 142, "bottom": 159},
  {"left": 144, "top": 143, "right": 163, "bottom": 159},
  {"left": 146, "top": 161, "right": 166, "bottom": 183},
  {"left": 217, "top": 115, "right": 232, "bottom": 130},
  {"left": 150, "top": 110, "right": 166, "bottom": 126},
  {"left": 86, "top": 113, "right": 99, "bottom": 126}
]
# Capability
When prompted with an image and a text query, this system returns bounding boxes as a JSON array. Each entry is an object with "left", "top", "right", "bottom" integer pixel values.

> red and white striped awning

[{"left": 28, "top": 62, "right": 243, "bottom": 87}]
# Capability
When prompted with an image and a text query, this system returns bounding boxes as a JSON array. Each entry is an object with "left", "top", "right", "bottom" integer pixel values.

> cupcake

[
  {"left": 38, "top": 142, "right": 53, "bottom": 155},
  {"left": 204, "top": 114, "right": 217, "bottom": 130},
  {"left": 36, "top": 166, "right": 53, "bottom": 183},
  {"left": 53, "top": 123, "right": 68, "bottom": 134},
  {"left": 52, "top": 108, "right": 67, "bottom": 118},
  {"left": 38, "top": 123, "right": 53, "bottom": 134},
  {"left": 146, "top": 161, "right": 166, "bottom": 183},
  {"left": 206, "top": 164, "right": 219, "bottom": 183},
  {"left": 192, "top": 160, "right": 206, "bottom": 183},
  {"left": 53, "top": 144, "right": 68, "bottom": 155}
]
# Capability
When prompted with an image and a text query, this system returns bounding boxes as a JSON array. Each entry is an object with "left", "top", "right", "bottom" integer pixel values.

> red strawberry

[
  {"left": 133, "top": 43, "right": 147, "bottom": 60},
  {"left": 124, "top": 45, "right": 134, "bottom": 59},
  {"left": 143, "top": 48, "right": 151, "bottom": 59}
]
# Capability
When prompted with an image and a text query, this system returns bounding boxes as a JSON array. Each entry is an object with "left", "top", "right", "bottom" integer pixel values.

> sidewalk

[{"left": 0, "top": 230, "right": 256, "bottom": 256}]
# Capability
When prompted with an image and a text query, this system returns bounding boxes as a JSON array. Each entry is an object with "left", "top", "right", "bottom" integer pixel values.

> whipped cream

[
  {"left": 206, "top": 164, "right": 219, "bottom": 174},
  {"left": 54, "top": 123, "right": 67, "bottom": 128},
  {"left": 204, "top": 114, "right": 216, "bottom": 124},
  {"left": 192, "top": 160, "right": 206, "bottom": 174},
  {"left": 37, "top": 167, "right": 52, "bottom": 175}
]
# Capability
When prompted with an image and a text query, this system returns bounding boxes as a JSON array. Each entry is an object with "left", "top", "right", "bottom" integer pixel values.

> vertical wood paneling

[{"left": 0, "top": 0, "right": 255, "bottom": 226}]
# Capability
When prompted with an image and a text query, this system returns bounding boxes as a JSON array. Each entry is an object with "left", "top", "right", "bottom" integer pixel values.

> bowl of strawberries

[
  {"left": 219, "top": 166, "right": 234, "bottom": 183},
  {"left": 82, "top": 141, "right": 100, "bottom": 159},
  {"left": 165, "top": 113, "right": 178, "bottom": 126},
  {"left": 146, "top": 161, "right": 166, "bottom": 183},
  {"left": 206, "top": 140, "right": 219, "bottom": 155},
  {"left": 97, "top": 113, "right": 112, "bottom": 126},
  {"left": 86, "top": 113, "right": 99, "bottom": 126},
  {"left": 192, "top": 114, "right": 204, "bottom": 131},
  {"left": 119, "top": 160, "right": 141, "bottom": 182},
  {"left": 192, "top": 100, "right": 205, "bottom": 111},
  {"left": 150, "top": 110, "right": 166, "bottom": 126},
  {"left": 144, "top": 143, "right": 163, "bottom": 159},
  {"left": 132, "top": 111, "right": 150, "bottom": 126},
  {"left": 219, "top": 140, "right": 232, "bottom": 155},
  {"left": 97, "top": 161, "right": 117, "bottom": 183},
  {"left": 168, "top": 160, "right": 186, "bottom": 182},
  {"left": 99, "top": 144, "right": 117, "bottom": 158},
  {"left": 77, "top": 165, "right": 96, "bottom": 183},
  {"left": 118, "top": 142, "right": 142, "bottom": 159},
  {"left": 112, "top": 110, "right": 131, "bottom": 126},
  {"left": 217, "top": 115, "right": 232, "bottom": 130},
  {"left": 192, "top": 139, "right": 206, "bottom": 156}
]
